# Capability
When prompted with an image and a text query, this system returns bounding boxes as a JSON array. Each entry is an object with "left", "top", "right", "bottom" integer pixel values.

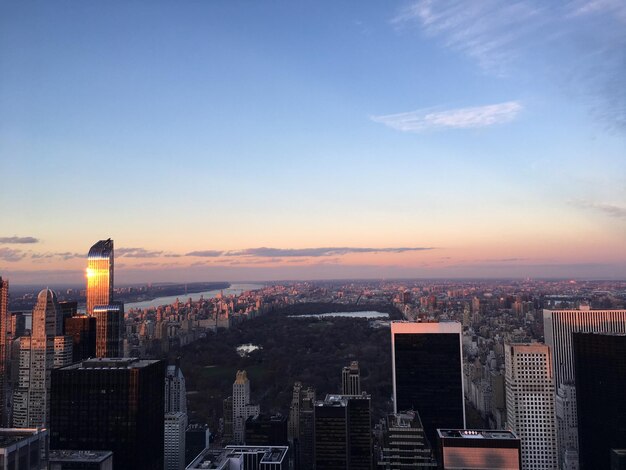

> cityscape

[{"left": 1, "top": 1, "right": 625, "bottom": 469}]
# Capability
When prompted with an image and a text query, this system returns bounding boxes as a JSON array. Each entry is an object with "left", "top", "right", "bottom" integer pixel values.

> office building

[
  {"left": 166, "top": 361, "right": 187, "bottom": 414},
  {"left": 13, "top": 289, "right": 72, "bottom": 428},
  {"left": 377, "top": 410, "right": 437, "bottom": 469},
  {"left": 93, "top": 303, "right": 123, "bottom": 358},
  {"left": 50, "top": 357, "right": 165, "bottom": 470},
  {"left": 437, "top": 429, "right": 521, "bottom": 470},
  {"left": 64, "top": 315, "right": 96, "bottom": 362},
  {"left": 314, "top": 394, "right": 372, "bottom": 470},
  {"left": 505, "top": 343, "right": 557, "bottom": 470},
  {"left": 341, "top": 361, "right": 361, "bottom": 396},
  {"left": 86, "top": 239, "right": 114, "bottom": 316},
  {"left": 165, "top": 411, "right": 187, "bottom": 470},
  {"left": 555, "top": 383, "right": 578, "bottom": 470},
  {"left": 245, "top": 414, "right": 288, "bottom": 446},
  {"left": 233, "top": 371, "right": 260, "bottom": 445},
  {"left": 48, "top": 450, "right": 113, "bottom": 470},
  {"left": 185, "top": 424, "right": 210, "bottom": 466},
  {"left": 187, "top": 446, "right": 289, "bottom": 470},
  {"left": 288, "top": 382, "right": 316, "bottom": 470},
  {"left": 543, "top": 307, "right": 626, "bottom": 467},
  {"left": 58, "top": 301, "right": 77, "bottom": 329},
  {"left": 0, "top": 277, "right": 8, "bottom": 426},
  {"left": 0, "top": 427, "right": 48, "bottom": 470},
  {"left": 391, "top": 322, "right": 465, "bottom": 446},
  {"left": 573, "top": 332, "right": 626, "bottom": 470}
]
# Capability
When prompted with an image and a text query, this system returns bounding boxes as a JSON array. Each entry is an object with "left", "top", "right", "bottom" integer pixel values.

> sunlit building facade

[
  {"left": 86, "top": 239, "right": 114, "bottom": 316},
  {"left": 93, "top": 303, "right": 124, "bottom": 358},
  {"left": 0, "top": 277, "right": 9, "bottom": 426}
]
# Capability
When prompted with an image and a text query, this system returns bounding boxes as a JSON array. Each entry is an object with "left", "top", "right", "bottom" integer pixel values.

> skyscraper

[
  {"left": 50, "top": 357, "right": 165, "bottom": 470},
  {"left": 341, "top": 361, "right": 361, "bottom": 396},
  {"left": 12, "top": 289, "right": 72, "bottom": 428},
  {"left": 86, "top": 239, "right": 114, "bottom": 316},
  {"left": 165, "top": 361, "right": 187, "bottom": 414},
  {"left": 437, "top": 429, "right": 521, "bottom": 470},
  {"left": 165, "top": 411, "right": 187, "bottom": 470},
  {"left": 233, "top": 370, "right": 260, "bottom": 445},
  {"left": 377, "top": 410, "right": 437, "bottom": 469},
  {"left": 543, "top": 307, "right": 626, "bottom": 467},
  {"left": 93, "top": 303, "right": 123, "bottom": 357},
  {"left": 86, "top": 238, "right": 124, "bottom": 358},
  {"left": 391, "top": 322, "right": 465, "bottom": 446},
  {"left": 573, "top": 332, "right": 626, "bottom": 470},
  {"left": 0, "top": 277, "right": 8, "bottom": 426},
  {"left": 504, "top": 343, "right": 557, "bottom": 470},
  {"left": 313, "top": 394, "right": 372, "bottom": 470},
  {"left": 64, "top": 315, "right": 96, "bottom": 362}
]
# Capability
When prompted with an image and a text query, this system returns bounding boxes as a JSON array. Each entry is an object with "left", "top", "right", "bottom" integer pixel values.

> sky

[{"left": 1, "top": 0, "right": 625, "bottom": 284}]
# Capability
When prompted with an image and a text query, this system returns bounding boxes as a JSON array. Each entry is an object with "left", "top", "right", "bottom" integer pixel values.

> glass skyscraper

[{"left": 86, "top": 238, "right": 114, "bottom": 316}]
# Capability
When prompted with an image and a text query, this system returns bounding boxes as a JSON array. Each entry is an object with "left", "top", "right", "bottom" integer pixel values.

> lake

[
  {"left": 125, "top": 283, "right": 264, "bottom": 310},
  {"left": 288, "top": 311, "right": 389, "bottom": 319}
]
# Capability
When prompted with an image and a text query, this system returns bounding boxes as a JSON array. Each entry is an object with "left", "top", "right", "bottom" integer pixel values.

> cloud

[
  {"left": 0, "top": 248, "right": 26, "bottom": 262},
  {"left": 371, "top": 101, "right": 522, "bottom": 132},
  {"left": 186, "top": 250, "right": 224, "bottom": 257},
  {"left": 117, "top": 247, "right": 166, "bottom": 258},
  {"left": 225, "top": 247, "right": 434, "bottom": 257},
  {"left": 571, "top": 200, "right": 626, "bottom": 219},
  {"left": 0, "top": 236, "right": 39, "bottom": 244},
  {"left": 392, "top": 0, "right": 626, "bottom": 130}
]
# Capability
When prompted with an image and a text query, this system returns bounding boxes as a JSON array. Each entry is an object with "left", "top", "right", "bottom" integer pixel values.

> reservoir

[
  {"left": 288, "top": 311, "right": 389, "bottom": 319},
  {"left": 125, "top": 283, "right": 264, "bottom": 310}
]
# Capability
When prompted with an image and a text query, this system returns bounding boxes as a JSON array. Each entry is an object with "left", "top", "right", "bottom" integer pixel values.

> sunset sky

[{"left": 1, "top": 1, "right": 625, "bottom": 284}]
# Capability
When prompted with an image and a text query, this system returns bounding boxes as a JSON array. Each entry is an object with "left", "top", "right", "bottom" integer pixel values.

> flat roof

[
  {"left": 49, "top": 450, "right": 113, "bottom": 462},
  {"left": 0, "top": 429, "right": 46, "bottom": 448},
  {"left": 437, "top": 429, "right": 519, "bottom": 440},
  {"left": 187, "top": 446, "right": 288, "bottom": 469},
  {"left": 60, "top": 357, "right": 161, "bottom": 370}
]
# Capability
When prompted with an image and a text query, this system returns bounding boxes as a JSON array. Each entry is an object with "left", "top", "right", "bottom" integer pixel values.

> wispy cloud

[
  {"left": 392, "top": 0, "right": 626, "bottom": 130},
  {"left": 371, "top": 101, "right": 521, "bottom": 132},
  {"left": 225, "top": 247, "right": 434, "bottom": 257},
  {"left": 0, "top": 236, "right": 39, "bottom": 244},
  {"left": 570, "top": 200, "right": 626, "bottom": 219},
  {"left": 186, "top": 250, "right": 224, "bottom": 257},
  {"left": 117, "top": 247, "right": 181, "bottom": 258},
  {"left": 0, "top": 248, "right": 27, "bottom": 262}
]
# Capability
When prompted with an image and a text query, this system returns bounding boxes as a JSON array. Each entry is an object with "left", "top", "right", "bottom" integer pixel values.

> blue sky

[{"left": 1, "top": 0, "right": 625, "bottom": 283}]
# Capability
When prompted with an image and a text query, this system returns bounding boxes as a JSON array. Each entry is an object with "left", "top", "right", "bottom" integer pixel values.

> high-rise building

[
  {"left": 543, "top": 307, "right": 626, "bottom": 467},
  {"left": 93, "top": 303, "right": 123, "bottom": 358},
  {"left": 436, "top": 429, "right": 521, "bottom": 470},
  {"left": 48, "top": 450, "right": 113, "bottom": 470},
  {"left": 504, "top": 343, "right": 557, "bottom": 470},
  {"left": 58, "top": 301, "right": 77, "bottom": 329},
  {"left": 314, "top": 394, "right": 372, "bottom": 470},
  {"left": 391, "top": 322, "right": 465, "bottom": 446},
  {"left": 341, "top": 361, "right": 361, "bottom": 396},
  {"left": 573, "top": 332, "right": 626, "bottom": 470},
  {"left": 187, "top": 445, "right": 289, "bottom": 470},
  {"left": 288, "top": 382, "right": 316, "bottom": 470},
  {"left": 86, "top": 239, "right": 114, "bottom": 316},
  {"left": 377, "top": 410, "right": 437, "bottom": 469},
  {"left": 245, "top": 414, "right": 288, "bottom": 446},
  {"left": 64, "top": 315, "right": 96, "bottom": 362},
  {"left": 185, "top": 424, "right": 211, "bottom": 466},
  {"left": 555, "top": 383, "right": 578, "bottom": 470},
  {"left": 50, "top": 357, "right": 165, "bottom": 470},
  {"left": 165, "top": 361, "right": 187, "bottom": 414},
  {"left": 165, "top": 411, "right": 187, "bottom": 470},
  {"left": 0, "top": 277, "right": 9, "bottom": 426},
  {"left": 0, "top": 427, "right": 49, "bottom": 469},
  {"left": 13, "top": 289, "right": 72, "bottom": 428},
  {"left": 233, "top": 371, "right": 260, "bottom": 445}
]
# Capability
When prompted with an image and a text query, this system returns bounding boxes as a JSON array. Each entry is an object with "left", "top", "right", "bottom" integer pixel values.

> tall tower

[
  {"left": 573, "top": 332, "right": 626, "bottom": 470},
  {"left": 543, "top": 307, "right": 626, "bottom": 467},
  {"left": 391, "top": 321, "right": 465, "bottom": 447},
  {"left": 165, "top": 361, "right": 187, "bottom": 414},
  {"left": 93, "top": 303, "right": 123, "bottom": 357},
  {"left": 232, "top": 370, "right": 259, "bottom": 444},
  {"left": 86, "top": 239, "right": 114, "bottom": 316},
  {"left": 341, "top": 361, "right": 361, "bottom": 396},
  {"left": 0, "top": 277, "right": 8, "bottom": 426},
  {"left": 505, "top": 343, "right": 557, "bottom": 470},
  {"left": 13, "top": 289, "right": 72, "bottom": 428}
]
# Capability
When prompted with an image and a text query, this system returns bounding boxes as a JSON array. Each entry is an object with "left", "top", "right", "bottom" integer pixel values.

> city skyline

[{"left": 1, "top": 1, "right": 625, "bottom": 284}]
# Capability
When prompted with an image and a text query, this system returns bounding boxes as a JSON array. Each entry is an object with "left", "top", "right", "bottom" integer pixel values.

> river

[{"left": 124, "top": 283, "right": 264, "bottom": 310}]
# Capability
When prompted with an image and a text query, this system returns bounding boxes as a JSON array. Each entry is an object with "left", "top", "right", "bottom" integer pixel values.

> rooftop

[
  {"left": 437, "top": 429, "right": 519, "bottom": 440},
  {"left": 49, "top": 450, "right": 113, "bottom": 463},
  {"left": 60, "top": 357, "right": 161, "bottom": 370},
  {"left": 187, "top": 446, "right": 288, "bottom": 469},
  {"left": 0, "top": 428, "right": 47, "bottom": 448}
]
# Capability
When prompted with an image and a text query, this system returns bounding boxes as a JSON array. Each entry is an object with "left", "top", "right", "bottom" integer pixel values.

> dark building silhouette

[
  {"left": 573, "top": 332, "right": 626, "bottom": 470},
  {"left": 50, "top": 357, "right": 165, "bottom": 470},
  {"left": 377, "top": 410, "right": 437, "bottom": 469},
  {"left": 185, "top": 424, "right": 211, "bottom": 466},
  {"left": 391, "top": 322, "right": 465, "bottom": 447},
  {"left": 245, "top": 414, "right": 288, "bottom": 446},
  {"left": 64, "top": 315, "right": 96, "bottom": 362},
  {"left": 314, "top": 394, "right": 372, "bottom": 470},
  {"left": 58, "top": 301, "right": 77, "bottom": 330},
  {"left": 437, "top": 429, "right": 521, "bottom": 470},
  {"left": 93, "top": 303, "right": 124, "bottom": 358}
]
